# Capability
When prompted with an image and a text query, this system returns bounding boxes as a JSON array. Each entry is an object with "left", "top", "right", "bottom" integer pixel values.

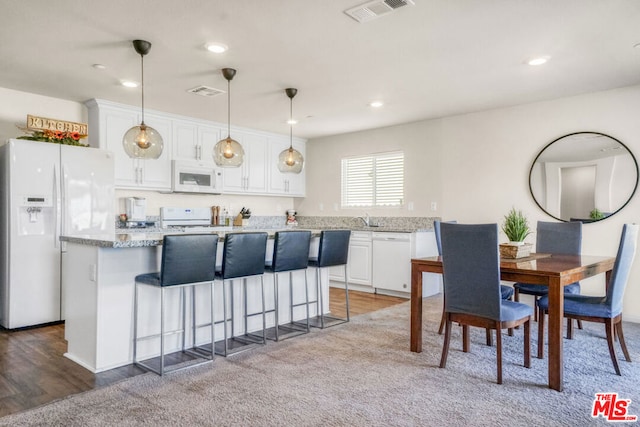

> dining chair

[
  {"left": 537, "top": 223, "right": 638, "bottom": 374},
  {"left": 435, "top": 220, "right": 514, "bottom": 344},
  {"left": 513, "top": 221, "right": 582, "bottom": 327},
  {"left": 439, "top": 223, "right": 532, "bottom": 384}
]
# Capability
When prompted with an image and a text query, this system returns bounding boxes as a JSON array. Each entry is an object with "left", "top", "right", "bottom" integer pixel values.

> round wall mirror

[{"left": 529, "top": 132, "right": 638, "bottom": 223}]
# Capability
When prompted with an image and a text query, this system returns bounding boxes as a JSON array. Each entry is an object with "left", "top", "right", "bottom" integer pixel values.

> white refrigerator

[{"left": 0, "top": 139, "right": 114, "bottom": 329}]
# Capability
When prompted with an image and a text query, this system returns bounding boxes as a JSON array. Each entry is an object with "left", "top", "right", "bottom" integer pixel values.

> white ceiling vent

[
  {"left": 187, "top": 85, "right": 225, "bottom": 97},
  {"left": 345, "top": 0, "right": 415, "bottom": 23}
]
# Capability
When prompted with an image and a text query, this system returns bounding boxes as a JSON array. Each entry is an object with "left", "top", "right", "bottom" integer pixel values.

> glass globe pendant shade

[
  {"left": 213, "top": 136, "right": 244, "bottom": 167},
  {"left": 122, "top": 39, "right": 163, "bottom": 159},
  {"left": 278, "top": 146, "right": 304, "bottom": 173},
  {"left": 213, "top": 67, "right": 244, "bottom": 167},
  {"left": 123, "top": 123, "right": 164, "bottom": 159}
]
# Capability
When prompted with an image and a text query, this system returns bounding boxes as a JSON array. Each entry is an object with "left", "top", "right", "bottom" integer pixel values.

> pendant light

[
  {"left": 213, "top": 68, "right": 244, "bottom": 167},
  {"left": 277, "top": 88, "right": 304, "bottom": 174},
  {"left": 123, "top": 40, "right": 163, "bottom": 159}
]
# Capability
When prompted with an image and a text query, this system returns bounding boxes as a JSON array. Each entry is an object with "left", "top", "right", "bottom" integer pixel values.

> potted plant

[{"left": 500, "top": 208, "right": 533, "bottom": 258}]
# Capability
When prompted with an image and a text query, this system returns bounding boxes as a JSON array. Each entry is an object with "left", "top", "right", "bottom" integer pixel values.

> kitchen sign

[{"left": 27, "top": 114, "right": 88, "bottom": 137}]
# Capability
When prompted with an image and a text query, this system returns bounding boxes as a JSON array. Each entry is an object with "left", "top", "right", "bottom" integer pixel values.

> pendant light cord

[
  {"left": 227, "top": 79, "right": 231, "bottom": 138},
  {"left": 140, "top": 53, "right": 145, "bottom": 126},
  {"left": 289, "top": 96, "right": 293, "bottom": 149}
]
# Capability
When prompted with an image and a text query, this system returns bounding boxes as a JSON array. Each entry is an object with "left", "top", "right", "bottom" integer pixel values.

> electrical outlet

[
  {"left": 319, "top": 203, "right": 324, "bottom": 211},
  {"left": 431, "top": 202, "right": 437, "bottom": 211},
  {"left": 333, "top": 203, "right": 339, "bottom": 211},
  {"left": 407, "top": 202, "right": 414, "bottom": 211}
]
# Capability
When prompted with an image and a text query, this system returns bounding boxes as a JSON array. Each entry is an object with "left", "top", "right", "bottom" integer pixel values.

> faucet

[{"left": 357, "top": 213, "right": 370, "bottom": 227}]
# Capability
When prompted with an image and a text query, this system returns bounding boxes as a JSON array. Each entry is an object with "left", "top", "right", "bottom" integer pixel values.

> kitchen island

[{"left": 60, "top": 229, "right": 327, "bottom": 373}]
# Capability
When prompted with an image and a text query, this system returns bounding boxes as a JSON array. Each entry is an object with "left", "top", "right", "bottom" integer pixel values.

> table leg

[
  {"left": 410, "top": 265, "right": 423, "bottom": 352},
  {"left": 547, "top": 278, "right": 564, "bottom": 391}
]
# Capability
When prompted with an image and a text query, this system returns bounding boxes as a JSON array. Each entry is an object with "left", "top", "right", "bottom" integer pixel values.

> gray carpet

[{"left": 2, "top": 295, "right": 639, "bottom": 426}]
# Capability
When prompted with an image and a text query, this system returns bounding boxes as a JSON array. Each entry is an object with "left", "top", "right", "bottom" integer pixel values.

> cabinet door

[
  {"left": 347, "top": 240, "right": 372, "bottom": 285},
  {"left": 173, "top": 120, "right": 199, "bottom": 160},
  {"left": 243, "top": 132, "right": 268, "bottom": 193},
  {"left": 222, "top": 131, "right": 268, "bottom": 194},
  {"left": 138, "top": 113, "right": 172, "bottom": 190},
  {"left": 198, "top": 125, "right": 220, "bottom": 162},
  {"left": 101, "top": 107, "right": 138, "bottom": 187}
]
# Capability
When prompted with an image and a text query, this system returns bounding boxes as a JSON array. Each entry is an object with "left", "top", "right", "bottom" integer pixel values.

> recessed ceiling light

[
  {"left": 92, "top": 64, "right": 106, "bottom": 70},
  {"left": 527, "top": 56, "right": 550, "bottom": 66},
  {"left": 370, "top": 100, "right": 384, "bottom": 108},
  {"left": 634, "top": 43, "right": 640, "bottom": 49},
  {"left": 121, "top": 80, "right": 139, "bottom": 88},
  {"left": 205, "top": 43, "right": 228, "bottom": 53},
  {"left": 287, "top": 119, "right": 298, "bottom": 125}
]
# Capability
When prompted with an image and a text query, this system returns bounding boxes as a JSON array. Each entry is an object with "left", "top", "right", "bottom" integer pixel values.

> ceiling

[{"left": 2, "top": 0, "right": 640, "bottom": 140}]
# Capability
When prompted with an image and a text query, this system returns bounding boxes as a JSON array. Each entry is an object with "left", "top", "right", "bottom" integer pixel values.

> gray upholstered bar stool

[
  {"left": 214, "top": 232, "right": 269, "bottom": 357},
  {"left": 133, "top": 234, "right": 218, "bottom": 376},
  {"left": 264, "top": 230, "right": 312, "bottom": 341},
  {"left": 308, "top": 229, "right": 351, "bottom": 328}
]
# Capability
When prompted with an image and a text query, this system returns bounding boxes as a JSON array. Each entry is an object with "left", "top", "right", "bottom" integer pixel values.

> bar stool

[
  {"left": 133, "top": 234, "right": 218, "bottom": 376},
  {"left": 265, "top": 230, "right": 312, "bottom": 341},
  {"left": 308, "top": 229, "right": 351, "bottom": 328},
  {"left": 215, "top": 232, "right": 268, "bottom": 357}
]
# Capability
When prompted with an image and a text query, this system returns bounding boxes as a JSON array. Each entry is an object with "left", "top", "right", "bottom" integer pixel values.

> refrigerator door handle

[{"left": 53, "top": 164, "right": 60, "bottom": 249}]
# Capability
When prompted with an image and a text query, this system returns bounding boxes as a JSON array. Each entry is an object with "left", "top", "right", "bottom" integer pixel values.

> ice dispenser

[{"left": 19, "top": 195, "right": 54, "bottom": 236}]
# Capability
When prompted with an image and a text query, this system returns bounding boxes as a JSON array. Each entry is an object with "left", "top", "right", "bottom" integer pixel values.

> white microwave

[{"left": 171, "top": 160, "right": 222, "bottom": 194}]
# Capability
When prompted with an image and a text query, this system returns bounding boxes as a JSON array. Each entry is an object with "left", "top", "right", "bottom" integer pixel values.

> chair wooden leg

[
  {"left": 463, "top": 325, "right": 470, "bottom": 353},
  {"left": 537, "top": 307, "right": 545, "bottom": 359},
  {"left": 567, "top": 317, "right": 574, "bottom": 340},
  {"left": 438, "top": 309, "right": 445, "bottom": 335},
  {"left": 524, "top": 318, "right": 531, "bottom": 368},
  {"left": 508, "top": 327, "right": 514, "bottom": 336},
  {"left": 439, "top": 316, "right": 452, "bottom": 368},
  {"left": 577, "top": 319, "right": 583, "bottom": 330},
  {"left": 614, "top": 321, "right": 631, "bottom": 362},
  {"left": 485, "top": 328, "right": 493, "bottom": 346},
  {"left": 605, "top": 318, "right": 621, "bottom": 375},
  {"left": 496, "top": 323, "right": 503, "bottom": 384}
]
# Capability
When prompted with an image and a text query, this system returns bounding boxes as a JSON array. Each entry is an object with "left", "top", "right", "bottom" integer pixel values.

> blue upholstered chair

[
  {"left": 513, "top": 221, "right": 582, "bottom": 326},
  {"left": 265, "top": 230, "right": 312, "bottom": 340},
  {"left": 439, "top": 223, "right": 532, "bottom": 384},
  {"left": 537, "top": 224, "right": 638, "bottom": 374},
  {"left": 308, "top": 230, "right": 351, "bottom": 328},
  {"left": 215, "top": 232, "right": 269, "bottom": 357},
  {"left": 133, "top": 234, "right": 218, "bottom": 375},
  {"left": 435, "top": 220, "right": 514, "bottom": 340}
]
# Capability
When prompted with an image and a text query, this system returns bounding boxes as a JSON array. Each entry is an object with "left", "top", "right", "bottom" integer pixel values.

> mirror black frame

[{"left": 529, "top": 131, "right": 639, "bottom": 223}]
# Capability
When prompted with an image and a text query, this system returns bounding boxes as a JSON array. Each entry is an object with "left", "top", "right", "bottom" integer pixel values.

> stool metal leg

[
  {"left": 260, "top": 275, "right": 266, "bottom": 344},
  {"left": 317, "top": 267, "right": 324, "bottom": 328},
  {"left": 160, "top": 287, "right": 165, "bottom": 376},
  {"left": 275, "top": 273, "right": 280, "bottom": 341},
  {"left": 344, "top": 264, "right": 350, "bottom": 322},
  {"left": 304, "top": 270, "right": 310, "bottom": 332},
  {"left": 133, "top": 281, "right": 139, "bottom": 365}
]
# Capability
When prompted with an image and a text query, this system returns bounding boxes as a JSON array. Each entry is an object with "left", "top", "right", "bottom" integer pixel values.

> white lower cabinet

[{"left": 329, "top": 231, "right": 372, "bottom": 287}]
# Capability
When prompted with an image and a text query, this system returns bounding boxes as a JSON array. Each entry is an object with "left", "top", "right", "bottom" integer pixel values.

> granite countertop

[{"left": 61, "top": 225, "right": 432, "bottom": 248}]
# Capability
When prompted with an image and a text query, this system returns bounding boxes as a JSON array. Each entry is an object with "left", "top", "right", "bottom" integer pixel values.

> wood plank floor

[{"left": 0, "top": 289, "right": 406, "bottom": 418}]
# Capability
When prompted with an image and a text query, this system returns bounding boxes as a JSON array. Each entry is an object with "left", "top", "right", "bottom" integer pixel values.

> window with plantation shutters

[{"left": 341, "top": 152, "right": 404, "bottom": 208}]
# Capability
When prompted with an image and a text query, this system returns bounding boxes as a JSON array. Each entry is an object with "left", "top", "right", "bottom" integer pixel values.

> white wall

[
  {"left": 296, "top": 118, "right": 444, "bottom": 216},
  {"left": 303, "top": 84, "right": 640, "bottom": 322},
  {"left": 0, "top": 87, "right": 86, "bottom": 144}
]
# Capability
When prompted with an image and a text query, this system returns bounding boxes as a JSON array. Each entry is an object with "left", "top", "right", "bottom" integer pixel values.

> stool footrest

[
  {"left": 308, "top": 314, "right": 348, "bottom": 329},
  {"left": 135, "top": 348, "right": 213, "bottom": 375},
  {"left": 214, "top": 337, "right": 264, "bottom": 357},
  {"left": 264, "top": 323, "right": 309, "bottom": 341}
]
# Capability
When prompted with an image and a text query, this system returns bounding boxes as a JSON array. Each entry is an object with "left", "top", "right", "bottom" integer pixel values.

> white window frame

[{"left": 341, "top": 151, "right": 404, "bottom": 208}]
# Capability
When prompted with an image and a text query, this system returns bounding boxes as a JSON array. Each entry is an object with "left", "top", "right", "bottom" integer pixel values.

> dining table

[{"left": 410, "top": 252, "right": 616, "bottom": 391}]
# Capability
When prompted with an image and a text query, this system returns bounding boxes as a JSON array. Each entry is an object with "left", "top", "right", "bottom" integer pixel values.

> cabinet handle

[{"left": 196, "top": 145, "right": 202, "bottom": 160}]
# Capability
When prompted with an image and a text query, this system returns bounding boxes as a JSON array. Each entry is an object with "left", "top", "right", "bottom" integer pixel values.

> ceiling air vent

[
  {"left": 344, "top": 0, "right": 415, "bottom": 23},
  {"left": 187, "top": 85, "right": 225, "bottom": 97}
]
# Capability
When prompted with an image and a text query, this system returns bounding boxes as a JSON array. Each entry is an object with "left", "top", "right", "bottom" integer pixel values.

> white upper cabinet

[
  {"left": 267, "top": 137, "right": 306, "bottom": 196},
  {"left": 86, "top": 99, "right": 304, "bottom": 195},
  {"left": 86, "top": 100, "right": 172, "bottom": 191},
  {"left": 173, "top": 120, "right": 220, "bottom": 162},
  {"left": 222, "top": 130, "right": 268, "bottom": 194}
]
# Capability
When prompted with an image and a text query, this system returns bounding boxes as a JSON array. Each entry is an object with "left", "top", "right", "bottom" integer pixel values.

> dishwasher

[{"left": 371, "top": 232, "right": 412, "bottom": 293}]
